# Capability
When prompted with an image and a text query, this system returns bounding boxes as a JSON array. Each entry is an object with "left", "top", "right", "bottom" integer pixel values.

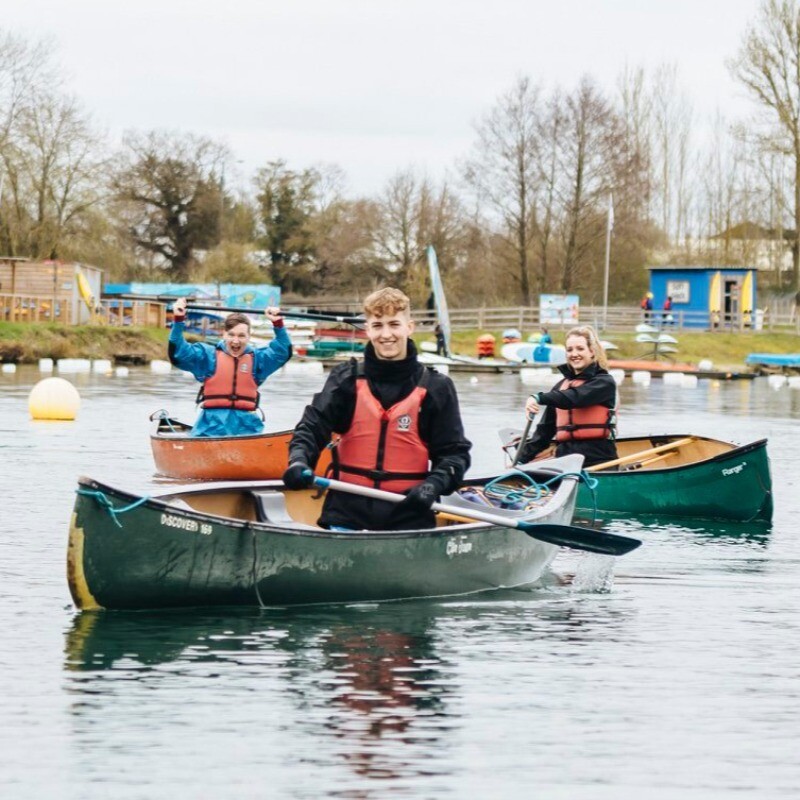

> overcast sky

[{"left": 4, "top": 0, "right": 764, "bottom": 195}]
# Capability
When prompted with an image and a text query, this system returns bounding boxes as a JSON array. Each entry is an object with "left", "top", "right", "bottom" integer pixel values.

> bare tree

[
  {"left": 555, "top": 78, "right": 618, "bottom": 293},
  {"left": 730, "top": 0, "right": 800, "bottom": 287},
  {"left": 112, "top": 130, "right": 227, "bottom": 280},
  {"left": 14, "top": 91, "right": 106, "bottom": 258},
  {"left": 463, "top": 76, "right": 541, "bottom": 305}
]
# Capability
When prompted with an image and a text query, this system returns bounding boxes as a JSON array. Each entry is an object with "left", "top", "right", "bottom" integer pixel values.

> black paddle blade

[{"left": 519, "top": 522, "right": 642, "bottom": 556}]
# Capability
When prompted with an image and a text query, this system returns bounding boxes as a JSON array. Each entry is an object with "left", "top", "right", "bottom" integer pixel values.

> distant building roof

[
  {"left": 648, "top": 264, "right": 758, "bottom": 271},
  {"left": 711, "top": 222, "right": 795, "bottom": 241}
]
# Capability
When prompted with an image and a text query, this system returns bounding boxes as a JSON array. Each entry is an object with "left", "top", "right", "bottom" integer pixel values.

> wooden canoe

[
  {"left": 149, "top": 413, "right": 333, "bottom": 481},
  {"left": 502, "top": 433, "right": 773, "bottom": 522},
  {"left": 68, "top": 457, "right": 584, "bottom": 610}
]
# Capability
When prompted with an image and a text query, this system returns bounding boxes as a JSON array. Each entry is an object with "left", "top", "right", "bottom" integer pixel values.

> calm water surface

[{"left": 1, "top": 364, "right": 798, "bottom": 799}]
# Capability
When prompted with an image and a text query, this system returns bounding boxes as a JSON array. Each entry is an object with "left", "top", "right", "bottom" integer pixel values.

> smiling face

[
  {"left": 366, "top": 311, "right": 415, "bottom": 361},
  {"left": 223, "top": 322, "right": 251, "bottom": 357},
  {"left": 565, "top": 333, "right": 595, "bottom": 373}
]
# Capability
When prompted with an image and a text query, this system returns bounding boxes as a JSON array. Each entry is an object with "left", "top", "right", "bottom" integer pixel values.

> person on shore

[
  {"left": 640, "top": 292, "right": 654, "bottom": 322},
  {"left": 662, "top": 295, "right": 673, "bottom": 325},
  {"left": 168, "top": 297, "right": 292, "bottom": 437},
  {"left": 434, "top": 323, "right": 448, "bottom": 357},
  {"left": 282, "top": 287, "right": 471, "bottom": 531},
  {"left": 515, "top": 325, "right": 618, "bottom": 469},
  {"left": 539, "top": 326, "right": 552, "bottom": 344}
]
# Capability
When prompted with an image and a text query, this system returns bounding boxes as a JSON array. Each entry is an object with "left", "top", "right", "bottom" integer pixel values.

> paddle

[
  {"left": 108, "top": 294, "right": 365, "bottom": 325},
  {"left": 587, "top": 437, "right": 695, "bottom": 472},
  {"left": 304, "top": 472, "right": 641, "bottom": 557},
  {"left": 187, "top": 303, "right": 365, "bottom": 326},
  {"left": 511, "top": 408, "right": 545, "bottom": 466}
]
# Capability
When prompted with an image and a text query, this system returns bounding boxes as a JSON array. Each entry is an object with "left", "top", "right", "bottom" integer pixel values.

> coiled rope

[{"left": 75, "top": 488, "right": 151, "bottom": 528}]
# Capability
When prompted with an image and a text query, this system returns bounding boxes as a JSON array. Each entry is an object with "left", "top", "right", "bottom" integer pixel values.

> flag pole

[{"left": 602, "top": 193, "right": 613, "bottom": 330}]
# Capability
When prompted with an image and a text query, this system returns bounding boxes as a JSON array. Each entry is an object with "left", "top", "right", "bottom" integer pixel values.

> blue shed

[{"left": 647, "top": 266, "right": 759, "bottom": 329}]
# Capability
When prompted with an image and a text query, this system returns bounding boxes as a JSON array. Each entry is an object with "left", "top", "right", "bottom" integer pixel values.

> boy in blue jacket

[{"left": 168, "top": 297, "right": 292, "bottom": 436}]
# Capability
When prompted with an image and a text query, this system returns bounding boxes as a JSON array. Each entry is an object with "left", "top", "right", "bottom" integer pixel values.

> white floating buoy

[
  {"left": 767, "top": 374, "right": 787, "bottom": 390},
  {"left": 57, "top": 358, "right": 91, "bottom": 374},
  {"left": 2, "top": 363, "right": 16, "bottom": 373},
  {"left": 609, "top": 369, "right": 625, "bottom": 385},
  {"left": 787, "top": 376, "right": 800, "bottom": 389},
  {"left": 150, "top": 359, "right": 172, "bottom": 374},
  {"left": 39, "top": 358, "right": 54, "bottom": 372},
  {"left": 662, "top": 372, "right": 685, "bottom": 386},
  {"left": 469, "top": 375, "right": 478, "bottom": 384},
  {"left": 631, "top": 370, "right": 651, "bottom": 386},
  {"left": 28, "top": 377, "right": 81, "bottom": 420},
  {"left": 92, "top": 359, "right": 113, "bottom": 374},
  {"left": 115, "top": 366, "right": 130, "bottom": 377},
  {"left": 680, "top": 374, "right": 699, "bottom": 388},
  {"left": 698, "top": 359, "right": 713, "bottom": 371}
]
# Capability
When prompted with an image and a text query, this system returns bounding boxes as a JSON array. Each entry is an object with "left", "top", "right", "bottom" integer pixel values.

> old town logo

[{"left": 397, "top": 414, "right": 412, "bottom": 431}]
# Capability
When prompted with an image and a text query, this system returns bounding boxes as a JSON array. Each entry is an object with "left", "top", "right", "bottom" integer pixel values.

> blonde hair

[
  {"left": 363, "top": 287, "right": 411, "bottom": 318},
  {"left": 565, "top": 325, "right": 608, "bottom": 370}
]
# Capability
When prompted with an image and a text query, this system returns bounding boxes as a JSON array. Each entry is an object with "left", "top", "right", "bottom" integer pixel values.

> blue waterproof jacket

[{"left": 168, "top": 322, "right": 292, "bottom": 436}]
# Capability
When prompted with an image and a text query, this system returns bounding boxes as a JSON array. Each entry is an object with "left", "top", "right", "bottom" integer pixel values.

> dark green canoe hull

[
  {"left": 576, "top": 438, "right": 773, "bottom": 522},
  {"left": 69, "top": 477, "right": 577, "bottom": 611}
]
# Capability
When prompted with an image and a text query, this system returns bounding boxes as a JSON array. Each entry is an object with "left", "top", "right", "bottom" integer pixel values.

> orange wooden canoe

[{"left": 150, "top": 414, "right": 333, "bottom": 481}]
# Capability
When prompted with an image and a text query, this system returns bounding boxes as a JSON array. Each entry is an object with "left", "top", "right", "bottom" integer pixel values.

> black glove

[
  {"left": 283, "top": 462, "right": 312, "bottom": 490},
  {"left": 393, "top": 481, "right": 438, "bottom": 514}
]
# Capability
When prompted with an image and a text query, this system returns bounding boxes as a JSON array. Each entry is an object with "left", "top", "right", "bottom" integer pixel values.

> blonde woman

[{"left": 516, "top": 325, "right": 618, "bottom": 468}]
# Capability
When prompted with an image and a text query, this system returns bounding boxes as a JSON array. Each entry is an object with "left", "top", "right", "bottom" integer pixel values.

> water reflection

[
  {"left": 63, "top": 604, "right": 457, "bottom": 783},
  {"left": 62, "top": 595, "right": 639, "bottom": 787}
]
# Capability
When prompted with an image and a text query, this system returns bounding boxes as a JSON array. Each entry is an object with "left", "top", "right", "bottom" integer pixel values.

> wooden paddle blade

[{"left": 516, "top": 522, "right": 642, "bottom": 556}]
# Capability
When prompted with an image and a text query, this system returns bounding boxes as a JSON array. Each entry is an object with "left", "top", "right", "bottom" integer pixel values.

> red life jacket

[
  {"left": 199, "top": 350, "right": 259, "bottom": 411},
  {"left": 554, "top": 376, "right": 616, "bottom": 442},
  {"left": 334, "top": 370, "right": 430, "bottom": 493}
]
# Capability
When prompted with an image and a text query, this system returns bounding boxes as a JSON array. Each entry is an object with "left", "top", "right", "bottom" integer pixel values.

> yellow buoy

[{"left": 28, "top": 377, "right": 81, "bottom": 420}]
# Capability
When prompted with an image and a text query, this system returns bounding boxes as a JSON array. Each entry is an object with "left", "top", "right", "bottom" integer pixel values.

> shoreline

[{"left": 2, "top": 321, "right": 800, "bottom": 373}]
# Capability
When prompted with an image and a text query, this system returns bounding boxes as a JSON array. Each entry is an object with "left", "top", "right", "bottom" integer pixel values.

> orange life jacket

[
  {"left": 554, "top": 376, "right": 616, "bottom": 442},
  {"left": 198, "top": 350, "right": 259, "bottom": 411},
  {"left": 334, "top": 370, "right": 430, "bottom": 492}
]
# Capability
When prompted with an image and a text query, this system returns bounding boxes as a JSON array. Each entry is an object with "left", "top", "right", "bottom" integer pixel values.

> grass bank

[
  {"left": 417, "top": 329, "right": 800, "bottom": 370},
  {"left": 0, "top": 322, "right": 169, "bottom": 363},
  {"left": 2, "top": 322, "right": 799, "bottom": 370}
]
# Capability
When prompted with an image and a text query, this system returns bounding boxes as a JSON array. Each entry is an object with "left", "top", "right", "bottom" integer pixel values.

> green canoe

[
  {"left": 514, "top": 434, "right": 772, "bottom": 522},
  {"left": 68, "top": 458, "right": 585, "bottom": 611}
]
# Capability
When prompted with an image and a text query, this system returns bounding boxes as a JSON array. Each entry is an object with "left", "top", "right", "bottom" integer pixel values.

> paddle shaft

[
  {"left": 305, "top": 473, "right": 641, "bottom": 556},
  {"left": 107, "top": 295, "right": 365, "bottom": 325},
  {"left": 587, "top": 436, "right": 695, "bottom": 472},
  {"left": 187, "top": 304, "right": 365, "bottom": 325},
  {"left": 511, "top": 408, "right": 545, "bottom": 466}
]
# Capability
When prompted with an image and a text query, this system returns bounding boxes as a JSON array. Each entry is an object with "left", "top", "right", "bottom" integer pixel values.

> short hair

[
  {"left": 363, "top": 287, "right": 411, "bottom": 318},
  {"left": 224, "top": 312, "right": 251, "bottom": 332},
  {"left": 565, "top": 325, "right": 609, "bottom": 370}
]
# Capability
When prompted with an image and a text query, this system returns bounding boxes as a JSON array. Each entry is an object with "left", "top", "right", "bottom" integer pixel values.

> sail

[{"left": 426, "top": 246, "right": 452, "bottom": 356}]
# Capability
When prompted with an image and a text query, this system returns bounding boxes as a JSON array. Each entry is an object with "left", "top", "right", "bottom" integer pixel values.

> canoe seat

[{"left": 252, "top": 492, "right": 318, "bottom": 530}]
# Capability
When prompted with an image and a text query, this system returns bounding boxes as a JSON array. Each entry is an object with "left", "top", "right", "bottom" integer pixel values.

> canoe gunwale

[
  {"left": 590, "top": 436, "right": 769, "bottom": 476},
  {"left": 70, "top": 467, "right": 581, "bottom": 609},
  {"left": 76, "top": 471, "right": 579, "bottom": 541}
]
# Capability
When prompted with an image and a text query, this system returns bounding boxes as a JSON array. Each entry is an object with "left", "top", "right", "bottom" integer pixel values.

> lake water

[{"left": 1, "top": 363, "right": 798, "bottom": 799}]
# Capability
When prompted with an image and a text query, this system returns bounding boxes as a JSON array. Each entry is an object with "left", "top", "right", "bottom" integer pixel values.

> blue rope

[
  {"left": 482, "top": 468, "right": 600, "bottom": 521},
  {"left": 76, "top": 488, "right": 150, "bottom": 528}
]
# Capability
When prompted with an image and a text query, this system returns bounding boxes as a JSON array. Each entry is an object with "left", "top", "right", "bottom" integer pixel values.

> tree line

[{"left": 2, "top": 0, "right": 800, "bottom": 310}]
